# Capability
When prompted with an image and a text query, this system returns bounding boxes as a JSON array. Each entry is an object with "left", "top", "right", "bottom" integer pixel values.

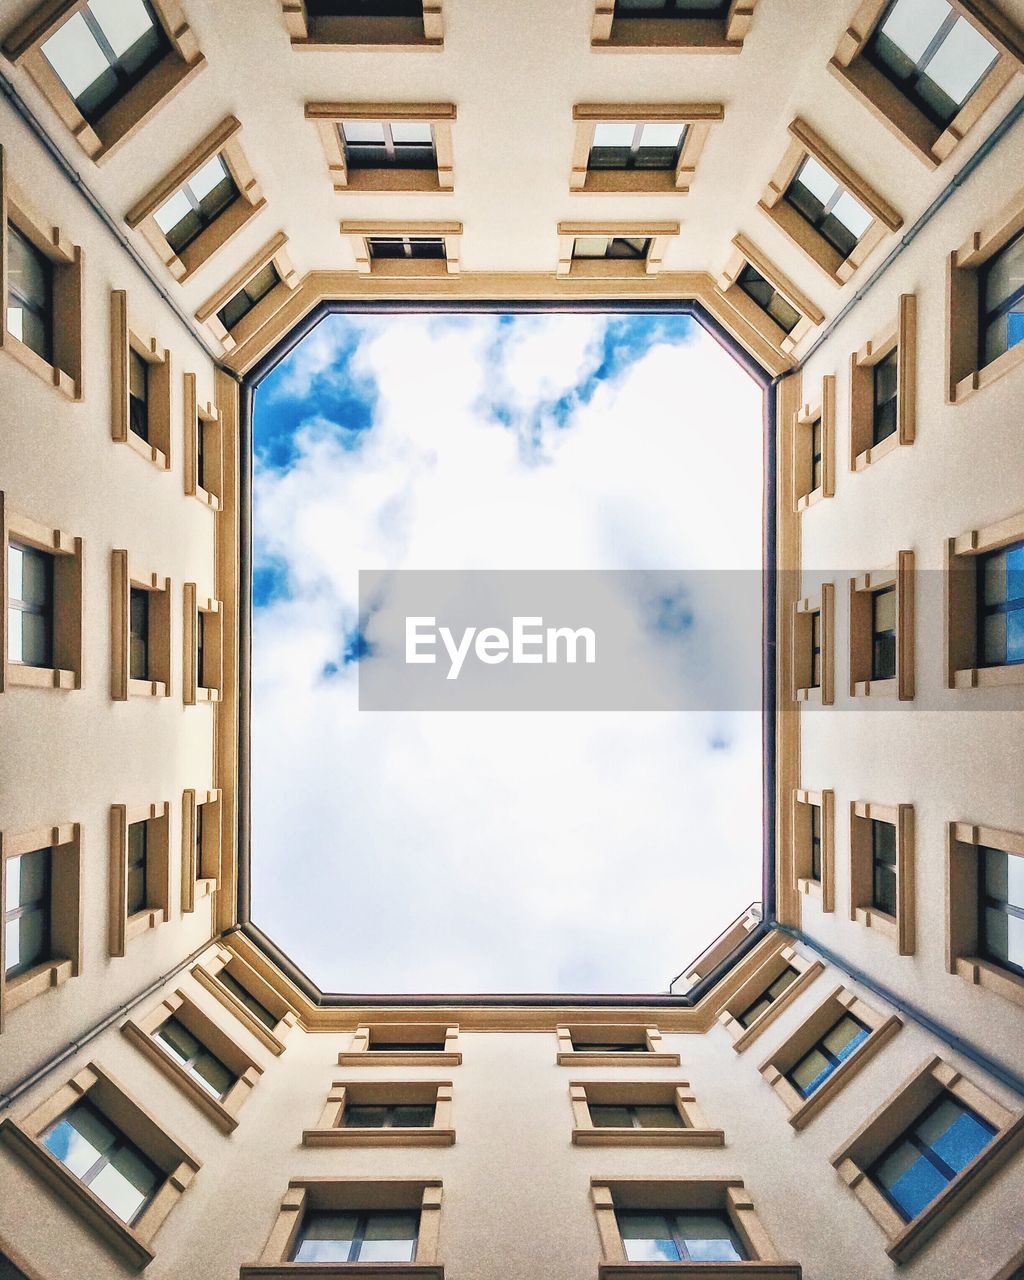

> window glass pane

[
  {"left": 191, "top": 1049, "right": 234, "bottom": 1098},
  {"left": 794, "top": 155, "right": 839, "bottom": 207},
  {"left": 8, "top": 545, "right": 24, "bottom": 602},
  {"left": 17, "top": 546, "right": 51, "bottom": 609},
  {"left": 6, "top": 909, "right": 46, "bottom": 975},
  {"left": 18, "top": 612, "right": 50, "bottom": 667},
  {"left": 677, "top": 1211, "right": 745, "bottom": 1263},
  {"left": 392, "top": 1104, "right": 435, "bottom": 1127},
  {"left": 925, "top": 16, "right": 998, "bottom": 105},
  {"left": 619, "top": 1212, "right": 680, "bottom": 1262},
  {"left": 218, "top": 970, "right": 277, "bottom": 1028},
  {"left": 293, "top": 1212, "right": 357, "bottom": 1263},
  {"left": 93, "top": 1143, "right": 160, "bottom": 1223},
  {"left": 129, "top": 587, "right": 149, "bottom": 680},
  {"left": 878, "top": 0, "right": 951, "bottom": 63},
  {"left": 359, "top": 1211, "right": 418, "bottom": 1262},
  {"left": 390, "top": 121, "right": 432, "bottom": 144},
  {"left": 875, "top": 1138, "right": 948, "bottom": 1219},
  {"left": 823, "top": 1014, "right": 870, "bottom": 1061},
  {"left": 873, "top": 586, "right": 896, "bottom": 636},
  {"left": 873, "top": 820, "right": 896, "bottom": 864},
  {"left": 768, "top": 966, "right": 798, "bottom": 999},
  {"left": 88, "top": 0, "right": 157, "bottom": 57},
  {"left": 635, "top": 1104, "right": 684, "bottom": 1128},
  {"left": 129, "top": 348, "right": 149, "bottom": 403},
  {"left": 593, "top": 122, "right": 636, "bottom": 147},
  {"left": 11, "top": 848, "right": 49, "bottom": 909},
  {"left": 831, "top": 191, "right": 873, "bottom": 240},
  {"left": 639, "top": 122, "right": 684, "bottom": 148},
  {"left": 791, "top": 1047, "right": 832, "bottom": 1095},
  {"left": 611, "top": 237, "right": 650, "bottom": 257},
  {"left": 343, "top": 121, "right": 387, "bottom": 144},
  {"left": 157, "top": 1017, "right": 200, "bottom": 1063},
  {"left": 153, "top": 190, "right": 193, "bottom": 235},
  {"left": 188, "top": 155, "right": 230, "bottom": 202},
  {"left": 8, "top": 228, "right": 52, "bottom": 316},
  {"left": 574, "top": 236, "right": 611, "bottom": 259},
  {"left": 589, "top": 1105, "right": 633, "bottom": 1127},
  {"left": 921, "top": 1099, "right": 994, "bottom": 1172},
  {"left": 43, "top": 1104, "right": 116, "bottom": 1179},
  {"left": 767, "top": 291, "right": 801, "bottom": 334},
  {"left": 41, "top": 13, "right": 110, "bottom": 99},
  {"left": 983, "top": 233, "right": 1024, "bottom": 313},
  {"left": 738, "top": 995, "right": 770, "bottom": 1026},
  {"left": 344, "top": 1105, "right": 390, "bottom": 1127}
]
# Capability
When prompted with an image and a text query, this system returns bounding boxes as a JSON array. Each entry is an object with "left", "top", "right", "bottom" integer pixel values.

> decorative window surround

[
  {"left": 339, "top": 221, "right": 462, "bottom": 277},
  {"left": 569, "top": 103, "right": 723, "bottom": 194},
  {"left": 849, "top": 294, "right": 916, "bottom": 470},
  {"left": 1, "top": 0, "right": 206, "bottom": 164},
  {"left": 282, "top": 1, "right": 444, "bottom": 50},
  {"left": 1, "top": 496, "right": 83, "bottom": 692},
  {"left": 0, "top": 145, "right": 83, "bottom": 398},
  {"left": 590, "top": 1, "right": 761, "bottom": 52},
  {"left": 183, "top": 584, "right": 222, "bottom": 705},
  {"left": 125, "top": 117, "right": 265, "bottom": 283},
  {"left": 947, "top": 821, "right": 1024, "bottom": 1006},
  {"left": 183, "top": 372, "right": 222, "bottom": 510},
  {"left": 793, "top": 584, "right": 834, "bottom": 706},
  {"left": 108, "top": 801, "right": 170, "bottom": 957},
  {"left": 793, "top": 788, "right": 835, "bottom": 912},
  {"left": 948, "top": 186, "right": 1024, "bottom": 403},
  {"left": 945, "top": 508, "right": 1024, "bottom": 688},
  {"left": 240, "top": 1178, "right": 443, "bottom": 1278},
  {"left": 849, "top": 801, "right": 916, "bottom": 955},
  {"left": 719, "top": 946, "right": 824, "bottom": 1052},
  {"left": 195, "top": 233, "right": 298, "bottom": 353},
  {"left": 110, "top": 550, "right": 171, "bottom": 700},
  {"left": 828, "top": 0, "right": 1022, "bottom": 167},
  {"left": 192, "top": 946, "right": 297, "bottom": 1055},
  {"left": 830, "top": 1055, "right": 1024, "bottom": 1264},
  {"left": 679, "top": 906, "right": 761, "bottom": 988},
  {"left": 759, "top": 985, "right": 901, "bottom": 1129},
  {"left": 339, "top": 1024, "right": 461, "bottom": 1066},
  {"left": 181, "top": 788, "right": 221, "bottom": 914},
  {"left": 793, "top": 375, "right": 836, "bottom": 510},
  {"left": 556, "top": 221, "right": 678, "bottom": 278},
  {"left": 303, "top": 1081, "right": 455, "bottom": 1147},
  {"left": 570, "top": 1081, "right": 723, "bottom": 1147},
  {"left": 719, "top": 234, "right": 824, "bottom": 354},
  {"left": 110, "top": 291, "right": 171, "bottom": 470},
  {"left": 306, "top": 102, "right": 455, "bottom": 193},
  {"left": 591, "top": 1177, "right": 800, "bottom": 1278},
  {"left": 0, "top": 822, "right": 81, "bottom": 1028},
  {"left": 760, "top": 118, "right": 902, "bottom": 283},
  {"left": 0, "top": 1063, "right": 200, "bottom": 1269},
  {"left": 122, "top": 989, "right": 263, "bottom": 1133},
  {"left": 848, "top": 553, "right": 915, "bottom": 700},
  {"left": 556, "top": 1025, "right": 679, "bottom": 1066}
]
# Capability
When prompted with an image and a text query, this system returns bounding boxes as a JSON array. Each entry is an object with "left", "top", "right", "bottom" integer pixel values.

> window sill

[
  {"left": 125, "top": 907, "right": 166, "bottom": 944},
  {"left": 193, "top": 876, "right": 217, "bottom": 902},
  {"left": 192, "top": 484, "right": 222, "bottom": 512},
  {"left": 851, "top": 676, "right": 897, "bottom": 698},
  {"left": 193, "top": 966, "right": 294, "bottom": 1056},
  {"left": 557, "top": 1051, "right": 680, "bottom": 1067},
  {"left": 89, "top": 51, "right": 207, "bottom": 165},
  {"left": 337, "top": 169, "right": 451, "bottom": 195},
  {"left": 794, "top": 685, "right": 821, "bottom": 705},
  {"left": 952, "top": 663, "right": 1024, "bottom": 690},
  {"left": 0, "top": 1119, "right": 154, "bottom": 1269},
  {"left": 780, "top": 1014, "right": 901, "bottom": 1132},
  {"left": 954, "top": 955, "right": 1024, "bottom": 1008},
  {"left": 240, "top": 1268, "right": 444, "bottom": 1279},
  {"left": 599, "top": 1265, "right": 802, "bottom": 1279},
  {"left": 795, "top": 484, "right": 826, "bottom": 512},
  {"left": 572, "top": 1126, "right": 723, "bottom": 1147},
  {"left": 1, "top": 330, "right": 79, "bottom": 398},
  {"left": 174, "top": 197, "right": 267, "bottom": 283},
  {"left": 573, "top": 171, "right": 690, "bottom": 195},
  {"left": 125, "top": 429, "right": 169, "bottom": 471},
  {"left": 5, "top": 663, "right": 78, "bottom": 690},
  {"left": 852, "top": 432, "right": 903, "bottom": 472},
  {"left": 338, "top": 1050, "right": 462, "bottom": 1067},
  {"left": 853, "top": 905, "right": 897, "bottom": 940},
  {"left": 302, "top": 1126, "right": 455, "bottom": 1148},
  {"left": 796, "top": 876, "right": 822, "bottom": 900},
  {"left": 4, "top": 958, "right": 74, "bottom": 1013},
  {"left": 953, "top": 339, "right": 1024, "bottom": 405},
  {"left": 128, "top": 678, "right": 169, "bottom": 698},
  {"left": 195, "top": 685, "right": 223, "bottom": 704}
]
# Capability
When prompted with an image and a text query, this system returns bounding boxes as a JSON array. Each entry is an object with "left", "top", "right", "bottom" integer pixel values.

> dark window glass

[
  {"left": 369, "top": 1038, "right": 447, "bottom": 1052},
  {"left": 126, "top": 820, "right": 148, "bottom": 916},
  {"left": 810, "top": 417, "right": 823, "bottom": 492},
  {"left": 870, "top": 1095, "right": 996, "bottom": 1222},
  {"left": 871, "top": 819, "right": 898, "bottom": 915},
  {"left": 871, "top": 585, "right": 897, "bottom": 680},
  {"left": 588, "top": 121, "right": 687, "bottom": 172},
  {"left": 7, "top": 542, "right": 54, "bottom": 669},
  {"left": 197, "top": 610, "right": 208, "bottom": 688},
  {"left": 341, "top": 120, "right": 436, "bottom": 170},
  {"left": 0, "top": 1251, "right": 35, "bottom": 1279},
  {"left": 615, "top": 0, "right": 730, "bottom": 15},
  {"left": 810, "top": 804, "right": 822, "bottom": 881},
  {"left": 366, "top": 237, "right": 446, "bottom": 261},
  {"left": 736, "top": 263, "right": 801, "bottom": 335},
  {"left": 308, "top": 0, "right": 424, "bottom": 14},
  {"left": 787, "top": 1013, "right": 871, "bottom": 1098},
  {"left": 872, "top": 349, "right": 899, "bottom": 445},
  {"left": 217, "top": 262, "right": 281, "bottom": 331},
  {"left": 572, "top": 235, "right": 650, "bottom": 261},
  {"left": 218, "top": 968, "right": 278, "bottom": 1029},
  {"left": 736, "top": 965, "right": 799, "bottom": 1028},
  {"left": 129, "top": 587, "right": 150, "bottom": 681},
  {"left": 976, "top": 539, "right": 1024, "bottom": 668},
  {"left": 617, "top": 1210, "right": 745, "bottom": 1263},
  {"left": 292, "top": 1210, "right": 418, "bottom": 1263},
  {"left": 784, "top": 155, "right": 872, "bottom": 259},
  {"left": 156, "top": 1016, "right": 235, "bottom": 1098},
  {"left": 978, "top": 845, "right": 1024, "bottom": 978},
  {"left": 40, "top": 0, "right": 171, "bottom": 126},
  {"left": 6, "top": 225, "right": 54, "bottom": 363},
  {"left": 344, "top": 1103, "right": 436, "bottom": 1128},
  {"left": 4, "top": 847, "right": 52, "bottom": 978},
  {"left": 572, "top": 1040, "right": 648, "bottom": 1053},
  {"left": 196, "top": 417, "right": 208, "bottom": 492},
  {"left": 129, "top": 348, "right": 149, "bottom": 441},
  {"left": 810, "top": 610, "right": 822, "bottom": 689},
  {"left": 866, "top": 0, "right": 998, "bottom": 128},
  {"left": 979, "top": 229, "right": 1024, "bottom": 367},
  {"left": 42, "top": 1100, "right": 162, "bottom": 1225},
  {"left": 194, "top": 801, "right": 205, "bottom": 876},
  {"left": 153, "top": 155, "right": 240, "bottom": 256},
  {"left": 590, "top": 1103, "right": 684, "bottom": 1129}
]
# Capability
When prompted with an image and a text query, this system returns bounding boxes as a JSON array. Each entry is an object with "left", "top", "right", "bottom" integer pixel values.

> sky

[{"left": 251, "top": 310, "right": 765, "bottom": 994}]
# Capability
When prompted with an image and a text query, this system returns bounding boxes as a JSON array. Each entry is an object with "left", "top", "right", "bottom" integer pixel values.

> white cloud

[{"left": 252, "top": 314, "right": 764, "bottom": 992}]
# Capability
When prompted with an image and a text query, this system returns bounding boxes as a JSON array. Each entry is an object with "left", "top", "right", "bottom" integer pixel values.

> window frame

[
  {"left": 947, "top": 820, "right": 1024, "bottom": 1006},
  {"left": 108, "top": 802, "right": 170, "bottom": 957},
  {"left": 849, "top": 800, "right": 915, "bottom": 954},
  {"left": 793, "top": 583, "right": 834, "bottom": 706},
  {"left": 196, "top": 233, "right": 298, "bottom": 353},
  {"left": 848, "top": 552, "right": 915, "bottom": 700},
  {"left": 556, "top": 221, "right": 679, "bottom": 279},
  {"left": 569, "top": 103, "right": 723, "bottom": 194},
  {"left": 340, "top": 220, "right": 462, "bottom": 277},
  {"left": 303, "top": 1080, "right": 455, "bottom": 1147},
  {"left": 827, "top": 0, "right": 1022, "bottom": 167},
  {"left": 0, "top": 1063, "right": 200, "bottom": 1268},
  {"left": 830, "top": 1055, "right": 1024, "bottom": 1264},
  {"left": 110, "top": 549, "right": 171, "bottom": 700},
  {"left": 590, "top": 0, "right": 762, "bottom": 51},
  {"left": 718, "top": 233, "right": 824, "bottom": 355},
  {"left": 2, "top": 0, "right": 207, "bottom": 164},
  {"left": 570, "top": 1080, "right": 723, "bottom": 1147},
  {"left": 181, "top": 787, "right": 221, "bottom": 913},
  {"left": 281, "top": 0, "right": 445, "bottom": 50},
  {"left": 760, "top": 118, "right": 903, "bottom": 284},
  {"left": 849, "top": 294, "right": 916, "bottom": 469},
  {"left": 306, "top": 102, "right": 455, "bottom": 193},
  {"left": 183, "top": 372, "right": 223, "bottom": 509},
  {"left": 556, "top": 1024, "right": 679, "bottom": 1066},
  {"left": 758, "top": 985, "right": 901, "bottom": 1129},
  {"left": 793, "top": 375, "right": 836, "bottom": 509},
  {"left": 192, "top": 946, "right": 298, "bottom": 1055},
  {"left": 110, "top": 290, "right": 172, "bottom": 470},
  {"left": 718, "top": 945, "right": 824, "bottom": 1052},
  {"left": 183, "top": 583, "right": 223, "bottom": 704},
  {"left": 793, "top": 788, "right": 835, "bottom": 912},
  {"left": 945, "top": 508, "right": 1024, "bottom": 688},
  {"left": 0, "top": 821, "right": 82, "bottom": 1027},
  {"left": 125, "top": 116, "right": 265, "bottom": 283},
  {"left": 339, "top": 1023, "right": 462, "bottom": 1066}
]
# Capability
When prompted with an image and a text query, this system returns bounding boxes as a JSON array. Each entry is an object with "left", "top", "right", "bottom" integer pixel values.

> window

[
  {"left": 339, "top": 1024, "right": 462, "bottom": 1064},
  {"left": 570, "top": 104, "right": 722, "bottom": 194},
  {"left": 196, "top": 233, "right": 297, "bottom": 352},
  {"left": 794, "top": 584, "right": 833, "bottom": 704},
  {"left": 181, "top": 788, "right": 221, "bottom": 913},
  {"left": 976, "top": 540, "right": 1024, "bottom": 669},
  {"left": 810, "top": 419, "right": 823, "bottom": 492},
  {"left": 220, "top": 970, "right": 277, "bottom": 1028},
  {"left": 719, "top": 235, "right": 824, "bottom": 353},
  {"left": 185, "top": 585, "right": 223, "bottom": 704},
  {"left": 304, "top": 1080, "right": 454, "bottom": 1147},
  {"left": 341, "top": 221, "right": 463, "bottom": 277},
  {"left": 570, "top": 1081, "right": 723, "bottom": 1146},
  {"left": 282, "top": 0, "right": 444, "bottom": 49},
  {"left": 793, "top": 789, "right": 835, "bottom": 911},
  {"left": 947, "top": 821, "right": 1024, "bottom": 1005},
  {"left": 129, "top": 587, "right": 149, "bottom": 681},
  {"left": 719, "top": 946, "right": 824, "bottom": 1050},
  {"left": 849, "top": 554, "right": 915, "bottom": 699},
  {"left": 3, "top": 0, "right": 205, "bottom": 163},
  {"left": 556, "top": 1025, "right": 679, "bottom": 1065},
  {"left": 619, "top": 1210, "right": 745, "bottom": 1263},
  {"left": 7, "top": 543, "right": 52, "bottom": 669},
  {"left": 110, "top": 550, "right": 171, "bottom": 699},
  {"left": 590, "top": 0, "right": 762, "bottom": 50},
  {"left": 307, "top": 102, "right": 455, "bottom": 192},
  {"left": 740, "top": 265, "right": 799, "bottom": 334},
  {"left": 872, "top": 348, "right": 899, "bottom": 444},
  {"left": 110, "top": 291, "right": 171, "bottom": 469},
  {"left": 156, "top": 156, "right": 238, "bottom": 255},
  {"left": 785, "top": 156, "right": 872, "bottom": 259},
  {"left": 792, "top": 376, "right": 836, "bottom": 509},
  {"left": 108, "top": 802, "right": 170, "bottom": 956},
  {"left": 294, "top": 1210, "right": 419, "bottom": 1263},
  {"left": 4, "top": 848, "right": 50, "bottom": 981},
  {"left": 736, "top": 966, "right": 799, "bottom": 1028},
  {"left": 589, "top": 121, "right": 685, "bottom": 171},
  {"left": 183, "top": 373, "right": 223, "bottom": 509},
  {"left": 946, "top": 509, "right": 1024, "bottom": 686},
  {"left": 219, "top": 263, "right": 279, "bottom": 331},
  {"left": 0, "top": 152, "right": 84, "bottom": 398},
  {"left": 193, "top": 946, "right": 298, "bottom": 1054},
  {"left": 557, "top": 221, "right": 678, "bottom": 278},
  {"left": 157, "top": 1016, "right": 234, "bottom": 1098},
  {"left": 828, "top": 0, "right": 1017, "bottom": 166},
  {"left": 978, "top": 229, "right": 1024, "bottom": 367},
  {"left": 850, "top": 801, "right": 915, "bottom": 953},
  {"left": 759, "top": 987, "right": 900, "bottom": 1129},
  {"left": 593, "top": 1104, "right": 683, "bottom": 1129}
]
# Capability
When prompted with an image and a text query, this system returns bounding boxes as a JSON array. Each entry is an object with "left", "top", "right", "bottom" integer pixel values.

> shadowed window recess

[
  {"left": 4, "top": 848, "right": 51, "bottom": 978},
  {"left": 292, "top": 1210, "right": 419, "bottom": 1263},
  {"left": 572, "top": 236, "right": 651, "bottom": 261},
  {"left": 784, "top": 155, "right": 873, "bottom": 258},
  {"left": 217, "top": 263, "right": 281, "bottom": 332},
  {"left": 589, "top": 122, "right": 686, "bottom": 171},
  {"left": 341, "top": 121, "right": 435, "bottom": 169},
  {"left": 7, "top": 543, "right": 54, "bottom": 669},
  {"left": 976, "top": 540, "right": 1024, "bottom": 667},
  {"left": 871, "top": 818, "right": 897, "bottom": 915},
  {"left": 737, "top": 263, "right": 800, "bottom": 334},
  {"left": 872, "top": 348, "right": 899, "bottom": 445},
  {"left": 367, "top": 236, "right": 446, "bottom": 262},
  {"left": 979, "top": 229, "right": 1024, "bottom": 367},
  {"left": 41, "top": 1101, "right": 162, "bottom": 1225},
  {"left": 810, "top": 803, "right": 822, "bottom": 881},
  {"left": 155, "top": 1017, "right": 236, "bottom": 1099},
  {"left": 344, "top": 1104, "right": 436, "bottom": 1129},
  {"left": 129, "top": 348, "right": 149, "bottom": 441},
  {"left": 617, "top": 1209, "right": 746, "bottom": 1263},
  {"left": 736, "top": 965, "right": 798, "bottom": 1028},
  {"left": 590, "top": 1103, "right": 683, "bottom": 1129},
  {"left": 978, "top": 845, "right": 1024, "bottom": 978},
  {"left": 153, "top": 155, "right": 239, "bottom": 255},
  {"left": 871, "top": 585, "right": 897, "bottom": 680},
  {"left": 787, "top": 1013, "right": 870, "bottom": 1098},
  {"left": 218, "top": 969, "right": 278, "bottom": 1029},
  {"left": 614, "top": 0, "right": 730, "bottom": 15},
  {"left": 5, "top": 226, "right": 53, "bottom": 363},
  {"left": 129, "top": 586, "right": 150, "bottom": 680},
  {"left": 126, "top": 820, "right": 148, "bottom": 916}
]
